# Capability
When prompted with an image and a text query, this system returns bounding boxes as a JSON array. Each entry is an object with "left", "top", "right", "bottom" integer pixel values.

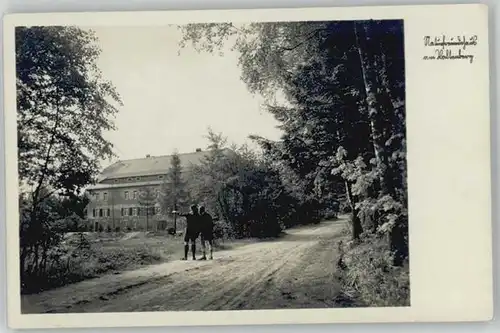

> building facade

[{"left": 85, "top": 149, "right": 209, "bottom": 232}]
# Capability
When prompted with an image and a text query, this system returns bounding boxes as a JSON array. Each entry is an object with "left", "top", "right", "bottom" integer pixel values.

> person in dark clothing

[
  {"left": 174, "top": 204, "right": 200, "bottom": 260},
  {"left": 198, "top": 206, "right": 214, "bottom": 260}
]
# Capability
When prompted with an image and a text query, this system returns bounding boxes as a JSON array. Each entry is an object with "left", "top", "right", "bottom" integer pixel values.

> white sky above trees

[{"left": 90, "top": 25, "right": 283, "bottom": 167}]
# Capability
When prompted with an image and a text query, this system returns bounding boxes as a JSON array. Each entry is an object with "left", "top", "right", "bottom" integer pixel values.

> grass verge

[
  {"left": 334, "top": 230, "right": 410, "bottom": 307},
  {"left": 22, "top": 231, "right": 235, "bottom": 294}
]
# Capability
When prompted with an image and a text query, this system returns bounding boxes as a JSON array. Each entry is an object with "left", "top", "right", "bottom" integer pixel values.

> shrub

[
  {"left": 336, "top": 235, "right": 410, "bottom": 307},
  {"left": 21, "top": 235, "right": 166, "bottom": 294}
]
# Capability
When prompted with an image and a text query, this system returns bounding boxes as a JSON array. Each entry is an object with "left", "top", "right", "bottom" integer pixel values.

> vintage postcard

[{"left": 2, "top": 3, "right": 492, "bottom": 329}]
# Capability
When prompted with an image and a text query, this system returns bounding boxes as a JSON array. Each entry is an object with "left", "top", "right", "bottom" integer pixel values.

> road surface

[{"left": 21, "top": 218, "right": 347, "bottom": 313}]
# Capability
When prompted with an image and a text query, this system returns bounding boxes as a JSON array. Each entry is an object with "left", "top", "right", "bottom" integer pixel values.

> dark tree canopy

[
  {"left": 17, "top": 26, "right": 122, "bottom": 203},
  {"left": 180, "top": 20, "right": 408, "bottom": 263}
]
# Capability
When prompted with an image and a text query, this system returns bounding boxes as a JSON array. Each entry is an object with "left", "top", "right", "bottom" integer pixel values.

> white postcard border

[{"left": 3, "top": 4, "right": 492, "bottom": 328}]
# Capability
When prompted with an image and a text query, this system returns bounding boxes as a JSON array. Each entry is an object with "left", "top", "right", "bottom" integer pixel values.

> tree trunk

[
  {"left": 26, "top": 245, "right": 35, "bottom": 275},
  {"left": 173, "top": 202, "right": 177, "bottom": 233},
  {"left": 20, "top": 246, "right": 28, "bottom": 288},
  {"left": 390, "top": 216, "right": 408, "bottom": 266},
  {"left": 32, "top": 98, "right": 62, "bottom": 207},
  {"left": 354, "top": 21, "right": 408, "bottom": 265},
  {"left": 40, "top": 243, "right": 48, "bottom": 277},
  {"left": 354, "top": 21, "right": 396, "bottom": 198},
  {"left": 344, "top": 180, "right": 363, "bottom": 240},
  {"left": 32, "top": 243, "right": 40, "bottom": 277}
]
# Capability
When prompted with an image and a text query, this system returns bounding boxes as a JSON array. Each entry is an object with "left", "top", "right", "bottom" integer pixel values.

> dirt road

[{"left": 21, "top": 218, "right": 347, "bottom": 313}]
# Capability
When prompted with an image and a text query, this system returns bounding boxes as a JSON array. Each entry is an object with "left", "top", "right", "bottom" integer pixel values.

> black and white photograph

[
  {"left": 3, "top": 4, "right": 492, "bottom": 328},
  {"left": 16, "top": 18, "right": 409, "bottom": 314}
]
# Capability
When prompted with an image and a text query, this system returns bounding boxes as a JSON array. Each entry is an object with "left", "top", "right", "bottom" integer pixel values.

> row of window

[
  {"left": 121, "top": 207, "right": 160, "bottom": 216},
  {"left": 93, "top": 189, "right": 161, "bottom": 201},
  {"left": 91, "top": 207, "right": 160, "bottom": 218},
  {"left": 92, "top": 208, "right": 111, "bottom": 217},
  {"left": 124, "top": 190, "right": 160, "bottom": 200},
  {"left": 94, "top": 192, "right": 109, "bottom": 201}
]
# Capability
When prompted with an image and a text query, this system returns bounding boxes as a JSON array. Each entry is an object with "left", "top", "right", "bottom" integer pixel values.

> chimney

[{"left": 195, "top": 148, "right": 202, "bottom": 152}]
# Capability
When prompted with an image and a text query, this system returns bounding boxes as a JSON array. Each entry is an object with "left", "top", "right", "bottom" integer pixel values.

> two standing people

[{"left": 175, "top": 204, "right": 214, "bottom": 261}]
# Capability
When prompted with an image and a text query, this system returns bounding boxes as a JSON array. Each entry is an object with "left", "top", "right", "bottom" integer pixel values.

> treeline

[
  {"left": 164, "top": 130, "right": 339, "bottom": 240},
  {"left": 180, "top": 20, "right": 409, "bottom": 306}
]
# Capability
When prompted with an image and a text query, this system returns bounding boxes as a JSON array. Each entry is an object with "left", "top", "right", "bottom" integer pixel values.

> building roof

[
  {"left": 98, "top": 150, "right": 212, "bottom": 181},
  {"left": 87, "top": 180, "right": 165, "bottom": 191}
]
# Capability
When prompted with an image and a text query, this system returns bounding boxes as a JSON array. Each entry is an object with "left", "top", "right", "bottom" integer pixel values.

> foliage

[
  {"left": 21, "top": 233, "right": 164, "bottom": 294},
  {"left": 19, "top": 191, "right": 91, "bottom": 293},
  {"left": 335, "top": 236, "right": 410, "bottom": 307},
  {"left": 21, "top": 228, "right": 246, "bottom": 294},
  {"left": 54, "top": 193, "right": 90, "bottom": 223},
  {"left": 180, "top": 19, "right": 408, "bottom": 306},
  {"left": 17, "top": 26, "right": 122, "bottom": 292},
  {"left": 17, "top": 26, "right": 122, "bottom": 196},
  {"left": 188, "top": 129, "right": 301, "bottom": 238},
  {"left": 158, "top": 151, "right": 190, "bottom": 232}
]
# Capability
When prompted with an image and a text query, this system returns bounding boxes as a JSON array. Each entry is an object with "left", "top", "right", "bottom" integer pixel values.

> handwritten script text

[{"left": 422, "top": 35, "right": 478, "bottom": 64}]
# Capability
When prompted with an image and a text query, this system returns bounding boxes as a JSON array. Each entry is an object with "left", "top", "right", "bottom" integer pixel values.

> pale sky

[{"left": 90, "top": 25, "right": 283, "bottom": 166}]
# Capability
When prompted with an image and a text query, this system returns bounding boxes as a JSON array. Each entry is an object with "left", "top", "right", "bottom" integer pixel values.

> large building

[{"left": 85, "top": 149, "right": 210, "bottom": 232}]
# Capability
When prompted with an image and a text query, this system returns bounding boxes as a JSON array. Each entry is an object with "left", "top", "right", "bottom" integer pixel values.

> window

[
  {"left": 133, "top": 208, "right": 138, "bottom": 216},
  {"left": 96, "top": 192, "right": 100, "bottom": 201},
  {"left": 155, "top": 190, "right": 160, "bottom": 198},
  {"left": 136, "top": 177, "right": 140, "bottom": 181},
  {"left": 103, "top": 192, "right": 108, "bottom": 201},
  {"left": 133, "top": 191, "right": 137, "bottom": 199},
  {"left": 128, "top": 207, "right": 133, "bottom": 216},
  {"left": 93, "top": 209, "right": 96, "bottom": 217},
  {"left": 99, "top": 209, "right": 103, "bottom": 217},
  {"left": 121, "top": 208, "right": 125, "bottom": 216},
  {"left": 127, "top": 178, "right": 133, "bottom": 182},
  {"left": 107, "top": 208, "right": 111, "bottom": 217},
  {"left": 155, "top": 207, "right": 160, "bottom": 215},
  {"left": 158, "top": 175, "right": 164, "bottom": 179},
  {"left": 125, "top": 191, "right": 129, "bottom": 200}
]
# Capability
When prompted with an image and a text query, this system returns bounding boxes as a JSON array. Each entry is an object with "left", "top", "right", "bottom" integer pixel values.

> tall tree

[
  {"left": 189, "top": 129, "right": 294, "bottom": 238},
  {"left": 138, "top": 187, "right": 157, "bottom": 231},
  {"left": 17, "top": 26, "right": 122, "bottom": 200},
  {"left": 179, "top": 20, "right": 408, "bottom": 263},
  {"left": 159, "top": 151, "right": 189, "bottom": 233},
  {"left": 17, "top": 26, "right": 122, "bottom": 286}
]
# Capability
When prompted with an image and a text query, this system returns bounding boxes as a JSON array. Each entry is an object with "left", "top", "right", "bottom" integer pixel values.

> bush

[
  {"left": 335, "top": 235, "right": 410, "bottom": 307},
  {"left": 21, "top": 236, "right": 165, "bottom": 294}
]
